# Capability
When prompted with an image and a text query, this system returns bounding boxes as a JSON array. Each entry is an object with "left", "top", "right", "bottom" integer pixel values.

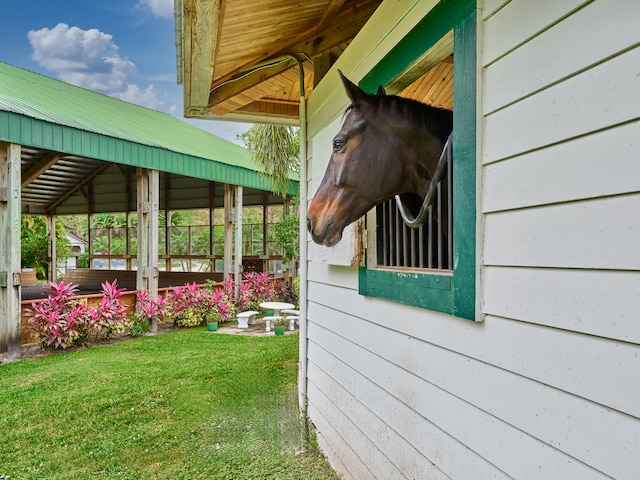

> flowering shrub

[
  {"left": 27, "top": 280, "right": 130, "bottom": 349},
  {"left": 216, "top": 277, "right": 236, "bottom": 303},
  {"left": 27, "top": 280, "right": 87, "bottom": 349},
  {"left": 87, "top": 280, "right": 128, "bottom": 339},
  {"left": 237, "top": 272, "right": 297, "bottom": 311},
  {"left": 135, "top": 289, "right": 168, "bottom": 332},
  {"left": 166, "top": 283, "right": 204, "bottom": 327},
  {"left": 163, "top": 274, "right": 295, "bottom": 329},
  {"left": 174, "top": 307, "right": 204, "bottom": 327},
  {"left": 239, "top": 272, "right": 277, "bottom": 311},
  {"left": 165, "top": 281, "right": 235, "bottom": 327},
  {"left": 272, "top": 278, "right": 297, "bottom": 305},
  {"left": 203, "top": 285, "right": 235, "bottom": 324}
]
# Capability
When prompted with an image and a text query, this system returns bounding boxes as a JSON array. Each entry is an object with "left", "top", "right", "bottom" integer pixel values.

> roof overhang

[{"left": 176, "top": 0, "right": 384, "bottom": 124}]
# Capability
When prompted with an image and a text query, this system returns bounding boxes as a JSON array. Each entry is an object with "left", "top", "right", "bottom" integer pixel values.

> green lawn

[{"left": 0, "top": 329, "right": 339, "bottom": 480}]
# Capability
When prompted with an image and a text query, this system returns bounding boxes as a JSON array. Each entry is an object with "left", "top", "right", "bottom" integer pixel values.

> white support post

[
  {"left": 234, "top": 186, "right": 243, "bottom": 299},
  {"left": 223, "top": 184, "right": 233, "bottom": 280},
  {"left": 87, "top": 213, "right": 92, "bottom": 268},
  {"left": 209, "top": 202, "right": 215, "bottom": 272},
  {"left": 47, "top": 215, "right": 57, "bottom": 282},
  {"left": 209, "top": 182, "right": 215, "bottom": 272},
  {"left": 165, "top": 210, "right": 172, "bottom": 271},
  {"left": 0, "top": 143, "right": 22, "bottom": 359},
  {"left": 148, "top": 169, "right": 159, "bottom": 298}
]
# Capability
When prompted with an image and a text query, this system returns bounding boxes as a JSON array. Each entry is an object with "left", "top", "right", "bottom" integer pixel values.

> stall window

[{"left": 358, "top": 0, "right": 477, "bottom": 320}]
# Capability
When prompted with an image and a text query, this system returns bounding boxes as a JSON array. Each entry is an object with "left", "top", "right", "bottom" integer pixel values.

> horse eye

[{"left": 333, "top": 139, "right": 346, "bottom": 152}]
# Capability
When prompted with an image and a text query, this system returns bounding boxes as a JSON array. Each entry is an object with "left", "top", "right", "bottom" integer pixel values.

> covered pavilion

[{"left": 0, "top": 62, "right": 298, "bottom": 357}]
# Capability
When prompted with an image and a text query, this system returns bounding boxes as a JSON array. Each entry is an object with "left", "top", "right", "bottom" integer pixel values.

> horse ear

[
  {"left": 337, "top": 69, "right": 369, "bottom": 105},
  {"left": 377, "top": 85, "right": 386, "bottom": 96}
]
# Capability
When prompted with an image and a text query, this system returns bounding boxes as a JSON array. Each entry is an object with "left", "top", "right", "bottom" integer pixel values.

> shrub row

[{"left": 27, "top": 272, "right": 296, "bottom": 349}]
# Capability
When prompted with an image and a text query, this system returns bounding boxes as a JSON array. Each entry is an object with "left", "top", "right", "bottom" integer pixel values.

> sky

[{"left": 1, "top": 0, "right": 252, "bottom": 145}]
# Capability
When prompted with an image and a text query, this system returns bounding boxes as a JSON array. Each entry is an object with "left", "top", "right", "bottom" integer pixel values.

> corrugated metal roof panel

[{"left": 0, "top": 62, "right": 298, "bottom": 195}]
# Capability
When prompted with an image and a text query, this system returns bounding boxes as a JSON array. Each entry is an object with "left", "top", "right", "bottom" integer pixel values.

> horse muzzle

[{"left": 307, "top": 214, "right": 343, "bottom": 247}]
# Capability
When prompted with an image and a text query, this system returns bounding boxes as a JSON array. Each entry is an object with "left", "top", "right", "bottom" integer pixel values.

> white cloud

[
  {"left": 116, "top": 84, "right": 165, "bottom": 110},
  {"left": 137, "top": 0, "right": 175, "bottom": 19},
  {"left": 28, "top": 23, "right": 165, "bottom": 110}
]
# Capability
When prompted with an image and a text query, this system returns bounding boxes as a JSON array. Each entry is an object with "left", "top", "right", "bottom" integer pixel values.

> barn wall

[{"left": 303, "top": 0, "right": 640, "bottom": 478}]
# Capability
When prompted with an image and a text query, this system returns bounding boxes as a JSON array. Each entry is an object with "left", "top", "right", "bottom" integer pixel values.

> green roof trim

[{"left": 0, "top": 62, "right": 298, "bottom": 195}]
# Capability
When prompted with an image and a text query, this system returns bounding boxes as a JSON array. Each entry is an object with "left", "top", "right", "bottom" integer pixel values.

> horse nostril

[{"left": 306, "top": 217, "right": 313, "bottom": 233}]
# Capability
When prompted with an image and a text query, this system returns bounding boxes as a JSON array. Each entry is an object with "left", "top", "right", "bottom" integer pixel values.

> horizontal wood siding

[
  {"left": 483, "top": 45, "right": 640, "bottom": 162},
  {"left": 484, "top": 266, "right": 640, "bottom": 343},
  {"left": 303, "top": 0, "right": 640, "bottom": 479},
  {"left": 306, "top": 270, "right": 640, "bottom": 478},
  {"left": 480, "top": 1, "right": 640, "bottom": 479}
]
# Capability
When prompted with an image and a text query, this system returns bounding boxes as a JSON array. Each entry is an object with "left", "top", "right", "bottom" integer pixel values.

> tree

[
  {"left": 21, "top": 216, "right": 71, "bottom": 279},
  {"left": 240, "top": 124, "right": 302, "bottom": 274},
  {"left": 239, "top": 125, "right": 299, "bottom": 196},
  {"left": 272, "top": 212, "right": 299, "bottom": 264}
]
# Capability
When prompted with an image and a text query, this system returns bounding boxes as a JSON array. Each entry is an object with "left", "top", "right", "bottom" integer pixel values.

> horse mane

[
  {"left": 343, "top": 90, "right": 453, "bottom": 142},
  {"left": 380, "top": 94, "right": 453, "bottom": 143}
]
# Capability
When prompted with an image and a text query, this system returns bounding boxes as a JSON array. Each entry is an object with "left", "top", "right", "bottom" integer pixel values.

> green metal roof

[{"left": 0, "top": 62, "right": 298, "bottom": 194}]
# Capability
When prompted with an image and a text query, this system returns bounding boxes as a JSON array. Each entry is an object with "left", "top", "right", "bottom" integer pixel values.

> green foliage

[
  {"left": 293, "top": 276, "right": 300, "bottom": 304},
  {"left": 91, "top": 213, "right": 129, "bottom": 228},
  {"left": 21, "top": 215, "right": 71, "bottom": 278},
  {"left": 272, "top": 212, "right": 300, "bottom": 264},
  {"left": 128, "top": 312, "right": 152, "bottom": 336},
  {"left": 77, "top": 252, "right": 89, "bottom": 268},
  {"left": 0, "top": 330, "right": 340, "bottom": 479},
  {"left": 174, "top": 307, "right": 205, "bottom": 328},
  {"left": 273, "top": 317, "right": 287, "bottom": 327},
  {"left": 239, "top": 124, "right": 300, "bottom": 196}
]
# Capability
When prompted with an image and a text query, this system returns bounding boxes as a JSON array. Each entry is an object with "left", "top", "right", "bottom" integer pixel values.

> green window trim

[{"left": 358, "top": 0, "right": 477, "bottom": 320}]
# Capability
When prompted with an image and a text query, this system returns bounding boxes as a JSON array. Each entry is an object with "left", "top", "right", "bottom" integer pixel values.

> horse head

[{"left": 307, "top": 71, "right": 453, "bottom": 247}]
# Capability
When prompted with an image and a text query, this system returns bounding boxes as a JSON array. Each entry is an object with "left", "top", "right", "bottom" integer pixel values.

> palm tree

[
  {"left": 240, "top": 124, "right": 299, "bottom": 196},
  {"left": 240, "top": 124, "right": 301, "bottom": 277}
]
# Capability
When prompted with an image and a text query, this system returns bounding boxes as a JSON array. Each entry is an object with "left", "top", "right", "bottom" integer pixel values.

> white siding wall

[{"left": 303, "top": 0, "right": 640, "bottom": 478}]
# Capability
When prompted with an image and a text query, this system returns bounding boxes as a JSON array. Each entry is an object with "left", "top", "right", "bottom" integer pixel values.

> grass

[{"left": 0, "top": 329, "right": 340, "bottom": 480}]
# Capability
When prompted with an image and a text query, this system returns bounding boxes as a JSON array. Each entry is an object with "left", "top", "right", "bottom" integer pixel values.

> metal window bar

[{"left": 376, "top": 134, "right": 453, "bottom": 270}]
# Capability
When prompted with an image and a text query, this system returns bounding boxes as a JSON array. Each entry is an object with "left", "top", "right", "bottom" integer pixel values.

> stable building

[{"left": 189, "top": 0, "right": 639, "bottom": 477}]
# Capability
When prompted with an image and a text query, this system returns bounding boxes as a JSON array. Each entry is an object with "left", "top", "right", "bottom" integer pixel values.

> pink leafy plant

[{"left": 26, "top": 280, "right": 88, "bottom": 349}]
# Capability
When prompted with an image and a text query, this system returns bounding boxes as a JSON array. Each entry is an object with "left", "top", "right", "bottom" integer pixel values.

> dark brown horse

[{"left": 307, "top": 71, "right": 453, "bottom": 247}]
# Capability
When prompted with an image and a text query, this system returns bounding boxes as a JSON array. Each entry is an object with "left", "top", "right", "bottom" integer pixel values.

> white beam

[
  {"left": 223, "top": 184, "right": 233, "bottom": 280},
  {"left": 148, "top": 169, "right": 159, "bottom": 298},
  {"left": 234, "top": 185, "right": 243, "bottom": 299},
  {"left": 47, "top": 216, "right": 57, "bottom": 282}
]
